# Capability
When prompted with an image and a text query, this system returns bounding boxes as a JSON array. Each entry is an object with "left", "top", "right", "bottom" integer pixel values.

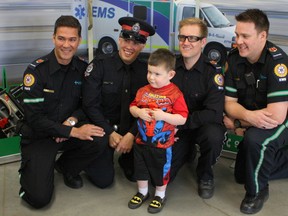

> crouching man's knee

[{"left": 20, "top": 188, "right": 52, "bottom": 209}]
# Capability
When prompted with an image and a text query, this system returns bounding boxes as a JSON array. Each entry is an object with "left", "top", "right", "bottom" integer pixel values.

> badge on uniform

[
  {"left": 23, "top": 74, "right": 35, "bottom": 91},
  {"left": 214, "top": 74, "right": 224, "bottom": 90},
  {"left": 274, "top": 63, "right": 287, "bottom": 82},
  {"left": 132, "top": 23, "right": 140, "bottom": 33},
  {"left": 85, "top": 63, "right": 93, "bottom": 77}
]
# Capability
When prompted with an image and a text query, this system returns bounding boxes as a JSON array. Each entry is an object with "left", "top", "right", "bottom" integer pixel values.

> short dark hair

[
  {"left": 148, "top": 48, "right": 176, "bottom": 71},
  {"left": 235, "top": 9, "right": 269, "bottom": 34},
  {"left": 54, "top": 15, "right": 82, "bottom": 37}
]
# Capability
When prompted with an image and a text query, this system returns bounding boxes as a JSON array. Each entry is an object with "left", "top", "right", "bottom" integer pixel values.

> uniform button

[{"left": 125, "top": 89, "right": 128, "bottom": 93}]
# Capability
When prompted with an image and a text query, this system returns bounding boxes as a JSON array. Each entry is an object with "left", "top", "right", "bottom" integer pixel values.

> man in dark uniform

[
  {"left": 224, "top": 9, "right": 288, "bottom": 214},
  {"left": 171, "top": 18, "right": 226, "bottom": 199},
  {"left": 19, "top": 16, "right": 113, "bottom": 209},
  {"left": 82, "top": 17, "right": 155, "bottom": 182}
]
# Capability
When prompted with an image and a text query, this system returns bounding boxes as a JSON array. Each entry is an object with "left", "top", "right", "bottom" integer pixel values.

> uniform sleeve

[
  {"left": 70, "top": 107, "right": 87, "bottom": 122},
  {"left": 82, "top": 60, "right": 114, "bottom": 135},
  {"left": 224, "top": 61, "right": 238, "bottom": 98},
  {"left": 185, "top": 70, "right": 225, "bottom": 129},
  {"left": 22, "top": 67, "right": 71, "bottom": 138},
  {"left": 267, "top": 60, "right": 288, "bottom": 104}
]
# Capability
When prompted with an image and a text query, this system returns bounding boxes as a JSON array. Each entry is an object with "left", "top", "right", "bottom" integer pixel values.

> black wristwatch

[{"left": 234, "top": 119, "right": 242, "bottom": 129}]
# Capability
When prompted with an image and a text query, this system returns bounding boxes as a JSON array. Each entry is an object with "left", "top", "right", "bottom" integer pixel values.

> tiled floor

[{"left": 0, "top": 153, "right": 287, "bottom": 216}]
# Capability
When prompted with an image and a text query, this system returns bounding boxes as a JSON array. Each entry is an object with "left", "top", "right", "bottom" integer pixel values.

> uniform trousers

[
  {"left": 170, "top": 124, "right": 226, "bottom": 181},
  {"left": 19, "top": 135, "right": 114, "bottom": 208},
  {"left": 234, "top": 123, "right": 288, "bottom": 196}
]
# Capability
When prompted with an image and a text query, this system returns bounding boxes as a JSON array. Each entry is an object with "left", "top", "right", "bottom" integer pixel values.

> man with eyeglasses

[
  {"left": 82, "top": 17, "right": 155, "bottom": 182},
  {"left": 171, "top": 18, "right": 226, "bottom": 199}
]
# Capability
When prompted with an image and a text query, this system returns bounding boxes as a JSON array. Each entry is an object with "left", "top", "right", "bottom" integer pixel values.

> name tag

[{"left": 43, "top": 88, "right": 55, "bottom": 93}]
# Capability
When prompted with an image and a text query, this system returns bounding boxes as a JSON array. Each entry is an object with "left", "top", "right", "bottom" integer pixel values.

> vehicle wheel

[
  {"left": 203, "top": 43, "right": 227, "bottom": 66},
  {"left": 98, "top": 37, "right": 117, "bottom": 54}
]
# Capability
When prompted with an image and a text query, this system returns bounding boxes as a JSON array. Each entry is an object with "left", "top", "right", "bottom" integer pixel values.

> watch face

[
  {"left": 68, "top": 119, "right": 76, "bottom": 126},
  {"left": 234, "top": 119, "right": 241, "bottom": 128}
]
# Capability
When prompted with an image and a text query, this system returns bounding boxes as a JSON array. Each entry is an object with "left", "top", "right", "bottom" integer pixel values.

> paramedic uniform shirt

[
  {"left": 172, "top": 54, "right": 224, "bottom": 130},
  {"left": 22, "top": 50, "right": 87, "bottom": 138},
  {"left": 225, "top": 41, "right": 288, "bottom": 110}
]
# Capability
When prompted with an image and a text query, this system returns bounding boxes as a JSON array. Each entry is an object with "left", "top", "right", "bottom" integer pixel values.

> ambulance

[{"left": 72, "top": 0, "right": 236, "bottom": 65}]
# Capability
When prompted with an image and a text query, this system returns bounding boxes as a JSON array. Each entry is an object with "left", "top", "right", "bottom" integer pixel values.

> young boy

[{"left": 128, "top": 48, "right": 188, "bottom": 213}]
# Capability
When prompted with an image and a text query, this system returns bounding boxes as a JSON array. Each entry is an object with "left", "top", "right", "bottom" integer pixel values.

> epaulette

[
  {"left": 28, "top": 58, "right": 48, "bottom": 70},
  {"left": 94, "top": 52, "right": 114, "bottom": 61},
  {"left": 267, "top": 44, "right": 283, "bottom": 60},
  {"left": 209, "top": 60, "right": 222, "bottom": 74},
  {"left": 77, "top": 56, "right": 88, "bottom": 63}
]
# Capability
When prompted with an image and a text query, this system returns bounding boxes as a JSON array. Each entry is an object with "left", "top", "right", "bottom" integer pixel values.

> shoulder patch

[
  {"left": 85, "top": 63, "right": 93, "bottom": 77},
  {"left": 214, "top": 73, "right": 224, "bottom": 89},
  {"left": 273, "top": 64, "right": 287, "bottom": 82},
  {"left": 23, "top": 73, "right": 35, "bottom": 87},
  {"left": 28, "top": 58, "right": 47, "bottom": 70}
]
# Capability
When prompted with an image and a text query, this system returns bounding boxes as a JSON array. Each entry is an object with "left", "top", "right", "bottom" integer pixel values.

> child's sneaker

[
  {"left": 147, "top": 196, "right": 166, "bottom": 214},
  {"left": 128, "top": 192, "right": 150, "bottom": 209}
]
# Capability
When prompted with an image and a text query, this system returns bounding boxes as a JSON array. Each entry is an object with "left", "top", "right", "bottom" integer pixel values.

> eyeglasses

[
  {"left": 178, "top": 35, "right": 203, "bottom": 43},
  {"left": 120, "top": 30, "right": 147, "bottom": 44}
]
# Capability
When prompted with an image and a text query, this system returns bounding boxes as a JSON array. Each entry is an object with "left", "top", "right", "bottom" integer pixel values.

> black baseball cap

[{"left": 118, "top": 17, "right": 155, "bottom": 44}]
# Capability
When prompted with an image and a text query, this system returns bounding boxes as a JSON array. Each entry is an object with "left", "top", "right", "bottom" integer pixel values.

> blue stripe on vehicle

[{"left": 101, "top": 0, "right": 170, "bottom": 44}]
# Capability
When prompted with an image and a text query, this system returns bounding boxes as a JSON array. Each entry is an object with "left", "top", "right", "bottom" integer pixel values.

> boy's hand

[{"left": 138, "top": 108, "right": 153, "bottom": 122}]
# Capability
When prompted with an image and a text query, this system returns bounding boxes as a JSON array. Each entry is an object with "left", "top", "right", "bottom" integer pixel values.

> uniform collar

[
  {"left": 176, "top": 53, "right": 208, "bottom": 73},
  {"left": 115, "top": 52, "right": 125, "bottom": 71},
  {"left": 115, "top": 52, "right": 141, "bottom": 72},
  {"left": 48, "top": 50, "right": 78, "bottom": 75},
  {"left": 257, "top": 42, "right": 269, "bottom": 64},
  {"left": 237, "top": 42, "right": 268, "bottom": 66}
]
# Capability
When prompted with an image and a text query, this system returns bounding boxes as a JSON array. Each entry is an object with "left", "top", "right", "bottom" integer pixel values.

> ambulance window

[
  {"left": 133, "top": 6, "right": 147, "bottom": 21},
  {"left": 182, "top": 7, "right": 211, "bottom": 27},
  {"left": 202, "top": 6, "right": 231, "bottom": 27},
  {"left": 200, "top": 11, "right": 211, "bottom": 27},
  {"left": 182, "top": 7, "right": 195, "bottom": 19}
]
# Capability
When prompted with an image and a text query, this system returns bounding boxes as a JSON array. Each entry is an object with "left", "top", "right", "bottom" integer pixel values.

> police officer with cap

[
  {"left": 82, "top": 17, "right": 155, "bottom": 181},
  {"left": 118, "top": 17, "right": 155, "bottom": 45}
]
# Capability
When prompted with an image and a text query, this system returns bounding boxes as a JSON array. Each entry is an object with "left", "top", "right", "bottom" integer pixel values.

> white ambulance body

[
  {"left": 0, "top": 0, "right": 235, "bottom": 83},
  {"left": 72, "top": 0, "right": 235, "bottom": 64}
]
